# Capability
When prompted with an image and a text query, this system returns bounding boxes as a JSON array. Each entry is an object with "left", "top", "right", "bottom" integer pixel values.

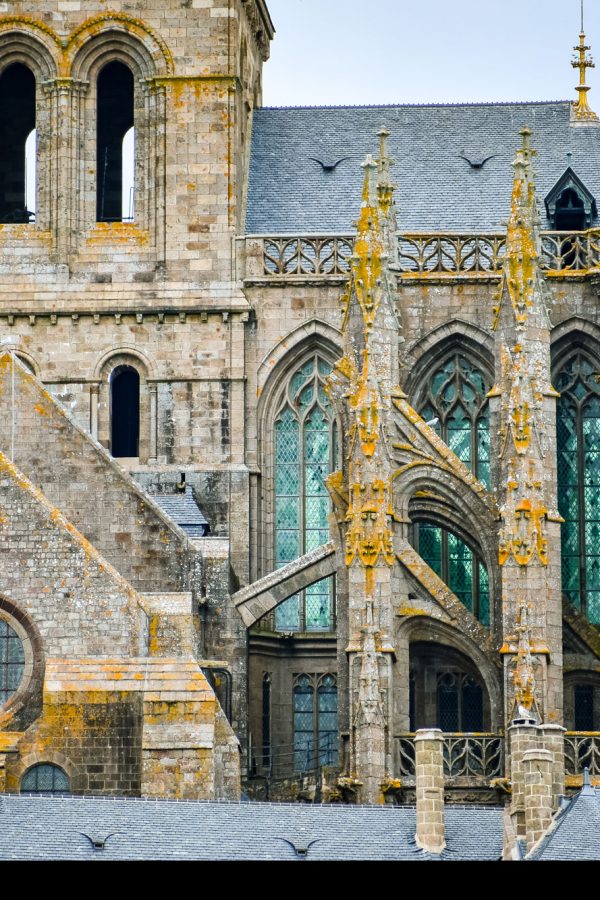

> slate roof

[
  {"left": 151, "top": 486, "right": 209, "bottom": 537},
  {"left": 530, "top": 785, "right": 600, "bottom": 861},
  {"left": 246, "top": 101, "right": 600, "bottom": 233},
  {"left": 0, "top": 794, "right": 504, "bottom": 861}
]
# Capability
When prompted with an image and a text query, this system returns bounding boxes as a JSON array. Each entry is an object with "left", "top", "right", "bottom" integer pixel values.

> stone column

[
  {"left": 90, "top": 382, "right": 100, "bottom": 440},
  {"left": 148, "top": 383, "right": 158, "bottom": 463},
  {"left": 414, "top": 728, "right": 445, "bottom": 854},
  {"left": 508, "top": 722, "right": 539, "bottom": 837},
  {"left": 539, "top": 724, "right": 566, "bottom": 813},
  {"left": 523, "top": 748, "right": 554, "bottom": 853}
]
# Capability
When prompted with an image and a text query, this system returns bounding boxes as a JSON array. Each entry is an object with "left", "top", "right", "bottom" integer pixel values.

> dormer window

[{"left": 545, "top": 167, "right": 597, "bottom": 230}]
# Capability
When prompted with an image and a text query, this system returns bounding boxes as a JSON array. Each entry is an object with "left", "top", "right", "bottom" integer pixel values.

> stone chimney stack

[
  {"left": 414, "top": 729, "right": 445, "bottom": 854},
  {"left": 522, "top": 748, "right": 554, "bottom": 853}
]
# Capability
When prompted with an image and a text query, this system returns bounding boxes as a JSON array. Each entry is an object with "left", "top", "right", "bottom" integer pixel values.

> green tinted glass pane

[
  {"left": 276, "top": 497, "right": 299, "bottom": 530},
  {"left": 478, "top": 564, "right": 490, "bottom": 627},
  {"left": 419, "top": 524, "right": 442, "bottom": 576},
  {"left": 305, "top": 578, "right": 332, "bottom": 630},
  {"left": 275, "top": 596, "right": 300, "bottom": 630},
  {"left": 276, "top": 531, "right": 299, "bottom": 564}
]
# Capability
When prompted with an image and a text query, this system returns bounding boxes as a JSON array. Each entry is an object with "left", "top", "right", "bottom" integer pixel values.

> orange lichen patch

[
  {"left": 34, "top": 403, "right": 48, "bottom": 417},
  {"left": 85, "top": 222, "right": 150, "bottom": 246},
  {"left": 397, "top": 607, "right": 428, "bottom": 617},
  {"left": 0, "top": 731, "right": 23, "bottom": 752},
  {"left": 149, "top": 615, "right": 160, "bottom": 657},
  {"left": 0, "top": 15, "right": 60, "bottom": 45}
]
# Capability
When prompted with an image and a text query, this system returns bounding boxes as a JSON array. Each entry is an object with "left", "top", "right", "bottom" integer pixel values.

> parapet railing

[
  {"left": 564, "top": 732, "right": 600, "bottom": 776},
  {"left": 394, "top": 733, "right": 504, "bottom": 779},
  {"left": 242, "top": 229, "right": 600, "bottom": 280}
]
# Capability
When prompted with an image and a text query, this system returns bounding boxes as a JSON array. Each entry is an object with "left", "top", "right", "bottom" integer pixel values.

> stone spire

[
  {"left": 572, "top": 2, "right": 599, "bottom": 123},
  {"left": 512, "top": 597, "right": 541, "bottom": 724},
  {"left": 327, "top": 139, "right": 401, "bottom": 804},
  {"left": 490, "top": 128, "right": 563, "bottom": 726}
]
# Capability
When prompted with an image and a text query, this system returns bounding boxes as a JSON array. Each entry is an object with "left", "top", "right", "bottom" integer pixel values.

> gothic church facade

[{"left": 0, "top": 0, "right": 599, "bottom": 812}]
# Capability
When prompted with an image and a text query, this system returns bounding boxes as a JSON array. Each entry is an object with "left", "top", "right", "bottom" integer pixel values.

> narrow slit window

[
  {"left": 0, "top": 64, "right": 36, "bottom": 224},
  {"left": 110, "top": 366, "right": 140, "bottom": 458},
  {"left": 97, "top": 62, "right": 134, "bottom": 223}
]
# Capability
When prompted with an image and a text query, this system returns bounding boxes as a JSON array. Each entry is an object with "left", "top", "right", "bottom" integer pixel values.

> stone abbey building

[{"left": 1, "top": 0, "right": 600, "bottom": 832}]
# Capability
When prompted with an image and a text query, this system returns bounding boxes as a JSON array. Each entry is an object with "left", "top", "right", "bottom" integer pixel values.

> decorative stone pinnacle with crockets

[{"left": 572, "top": 4, "right": 599, "bottom": 122}]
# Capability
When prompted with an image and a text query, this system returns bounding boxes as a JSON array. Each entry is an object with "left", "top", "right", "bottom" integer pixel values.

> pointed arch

[
  {"left": 257, "top": 318, "right": 342, "bottom": 401},
  {"left": 402, "top": 319, "right": 494, "bottom": 394},
  {"left": 257, "top": 332, "right": 341, "bottom": 631},
  {"left": 395, "top": 616, "right": 503, "bottom": 731}
]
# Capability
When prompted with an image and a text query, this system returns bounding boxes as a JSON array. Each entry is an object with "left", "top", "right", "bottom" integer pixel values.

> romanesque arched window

[
  {"left": 556, "top": 351, "right": 600, "bottom": 624},
  {"left": 20, "top": 764, "right": 69, "bottom": 794},
  {"left": 110, "top": 365, "right": 140, "bottom": 458},
  {"left": 0, "top": 618, "right": 25, "bottom": 706},
  {"left": 274, "top": 354, "right": 336, "bottom": 631},
  {"left": 0, "top": 63, "right": 36, "bottom": 223},
  {"left": 96, "top": 61, "right": 135, "bottom": 222}
]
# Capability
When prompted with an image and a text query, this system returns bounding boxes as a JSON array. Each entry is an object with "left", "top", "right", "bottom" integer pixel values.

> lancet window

[
  {"left": 556, "top": 351, "right": 600, "bottom": 624},
  {"left": 293, "top": 674, "right": 337, "bottom": 772},
  {"left": 273, "top": 354, "right": 336, "bottom": 631}
]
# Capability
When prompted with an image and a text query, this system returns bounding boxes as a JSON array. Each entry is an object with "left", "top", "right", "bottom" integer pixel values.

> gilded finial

[{"left": 572, "top": 3, "right": 599, "bottom": 122}]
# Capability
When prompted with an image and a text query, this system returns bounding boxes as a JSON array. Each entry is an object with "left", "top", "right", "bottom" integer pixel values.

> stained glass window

[
  {"left": 20, "top": 764, "right": 69, "bottom": 794},
  {"left": 419, "top": 352, "right": 491, "bottom": 488},
  {"left": 0, "top": 619, "right": 25, "bottom": 705},
  {"left": 274, "top": 355, "right": 335, "bottom": 631},
  {"left": 556, "top": 352, "right": 600, "bottom": 625},
  {"left": 416, "top": 522, "right": 490, "bottom": 626},
  {"left": 413, "top": 353, "right": 491, "bottom": 626},
  {"left": 293, "top": 675, "right": 314, "bottom": 771},
  {"left": 437, "top": 672, "right": 483, "bottom": 732},
  {"left": 293, "top": 674, "right": 338, "bottom": 771}
]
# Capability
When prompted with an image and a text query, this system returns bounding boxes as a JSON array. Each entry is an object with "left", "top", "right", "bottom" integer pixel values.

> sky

[{"left": 262, "top": 0, "right": 600, "bottom": 107}]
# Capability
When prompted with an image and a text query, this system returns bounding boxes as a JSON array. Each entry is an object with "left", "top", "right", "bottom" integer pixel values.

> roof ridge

[{"left": 257, "top": 100, "right": 572, "bottom": 111}]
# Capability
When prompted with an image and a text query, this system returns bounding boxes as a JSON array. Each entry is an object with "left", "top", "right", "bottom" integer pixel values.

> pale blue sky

[{"left": 263, "top": 0, "right": 600, "bottom": 107}]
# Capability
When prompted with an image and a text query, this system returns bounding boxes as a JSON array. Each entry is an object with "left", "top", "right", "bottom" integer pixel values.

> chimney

[
  {"left": 414, "top": 728, "right": 445, "bottom": 854},
  {"left": 522, "top": 748, "right": 554, "bottom": 853}
]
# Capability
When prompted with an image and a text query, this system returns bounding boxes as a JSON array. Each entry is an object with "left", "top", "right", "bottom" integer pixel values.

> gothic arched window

[
  {"left": 556, "top": 351, "right": 600, "bottom": 624},
  {"left": 419, "top": 352, "right": 490, "bottom": 487},
  {"left": 412, "top": 352, "right": 491, "bottom": 625},
  {"left": 274, "top": 354, "right": 336, "bottom": 631},
  {"left": 415, "top": 522, "right": 490, "bottom": 626},
  {"left": 293, "top": 673, "right": 337, "bottom": 772}
]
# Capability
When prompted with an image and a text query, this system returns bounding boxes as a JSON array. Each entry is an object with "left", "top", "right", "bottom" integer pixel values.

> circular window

[
  {"left": 20, "top": 764, "right": 70, "bottom": 794},
  {"left": 0, "top": 618, "right": 25, "bottom": 706}
]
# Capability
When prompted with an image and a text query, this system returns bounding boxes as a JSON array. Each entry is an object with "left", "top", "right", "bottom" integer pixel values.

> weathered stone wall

[
  {"left": 0, "top": 355, "right": 194, "bottom": 594},
  {"left": 0, "top": 449, "right": 142, "bottom": 661}
]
